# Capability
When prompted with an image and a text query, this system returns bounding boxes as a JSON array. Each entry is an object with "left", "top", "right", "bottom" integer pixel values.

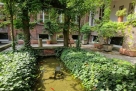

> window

[
  {"left": 128, "top": 3, "right": 134, "bottom": 14},
  {"left": 92, "top": 36, "right": 99, "bottom": 42},
  {"left": 39, "top": 34, "right": 49, "bottom": 39},
  {"left": 99, "top": 5, "right": 105, "bottom": 20},
  {"left": 57, "top": 34, "right": 63, "bottom": 40},
  {"left": 0, "top": 33, "right": 8, "bottom": 39},
  {"left": 110, "top": 37, "right": 123, "bottom": 45},
  {"left": 119, "top": 5, "right": 124, "bottom": 10},
  {"left": 72, "top": 35, "right": 78, "bottom": 40}
]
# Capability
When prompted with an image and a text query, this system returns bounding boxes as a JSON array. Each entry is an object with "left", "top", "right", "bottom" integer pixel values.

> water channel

[{"left": 35, "top": 57, "right": 84, "bottom": 91}]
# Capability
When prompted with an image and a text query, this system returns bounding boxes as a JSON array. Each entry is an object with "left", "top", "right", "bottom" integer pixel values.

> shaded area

[{"left": 35, "top": 57, "right": 84, "bottom": 91}]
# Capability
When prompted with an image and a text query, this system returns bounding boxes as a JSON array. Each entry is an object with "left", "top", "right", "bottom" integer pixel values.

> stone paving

[
  {"left": 2, "top": 43, "right": 136, "bottom": 64},
  {"left": 82, "top": 45, "right": 136, "bottom": 64}
]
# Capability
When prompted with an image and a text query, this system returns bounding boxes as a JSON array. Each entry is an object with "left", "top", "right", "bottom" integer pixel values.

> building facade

[{"left": 88, "top": 0, "right": 136, "bottom": 46}]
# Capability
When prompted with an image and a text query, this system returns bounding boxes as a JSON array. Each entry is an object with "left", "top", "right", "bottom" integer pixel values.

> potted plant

[
  {"left": 99, "top": 21, "right": 118, "bottom": 51},
  {"left": 17, "top": 32, "right": 24, "bottom": 45},
  {"left": 93, "top": 38, "right": 103, "bottom": 49},
  {"left": 80, "top": 23, "right": 91, "bottom": 45},
  {"left": 46, "top": 39, "right": 51, "bottom": 44},
  {"left": 44, "top": 20, "right": 61, "bottom": 44},
  {"left": 82, "top": 34, "right": 88, "bottom": 45},
  {"left": 115, "top": 8, "right": 127, "bottom": 22}
]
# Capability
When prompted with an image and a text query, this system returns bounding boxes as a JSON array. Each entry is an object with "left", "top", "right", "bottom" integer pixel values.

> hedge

[
  {"left": 0, "top": 49, "right": 38, "bottom": 91},
  {"left": 60, "top": 48, "right": 136, "bottom": 91}
]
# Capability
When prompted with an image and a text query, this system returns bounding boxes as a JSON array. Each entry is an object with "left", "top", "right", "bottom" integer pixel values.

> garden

[
  {"left": 0, "top": 47, "right": 136, "bottom": 91},
  {"left": 0, "top": 0, "right": 136, "bottom": 91}
]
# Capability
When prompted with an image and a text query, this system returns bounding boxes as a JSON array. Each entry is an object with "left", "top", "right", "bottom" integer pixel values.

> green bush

[
  {"left": 60, "top": 48, "right": 136, "bottom": 91},
  {"left": 81, "top": 23, "right": 91, "bottom": 34},
  {"left": 0, "top": 50, "right": 38, "bottom": 91}
]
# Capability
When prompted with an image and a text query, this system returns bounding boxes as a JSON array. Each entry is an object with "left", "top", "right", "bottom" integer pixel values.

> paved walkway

[
  {"left": 3, "top": 43, "right": 136, "bottom": 64},
  {"left": 82, "top": 45, "right": 136, "bottom": 64}
]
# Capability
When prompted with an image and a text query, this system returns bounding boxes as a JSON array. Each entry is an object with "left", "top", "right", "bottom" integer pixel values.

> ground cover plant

[
  {"left": 0, "top": 48, "right": 38, "bottom": 91},
  {"left": 60, "top": 48, "right": 136, "bottom": 91}
]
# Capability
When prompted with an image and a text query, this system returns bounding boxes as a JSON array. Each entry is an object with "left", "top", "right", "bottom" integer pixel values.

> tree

[
  {"left": 13, "top": 0, "right": 42, "bottom": 48},
  {"left": 0, "top": 0, "right": 17, "bottom": 51},
  {"left": 72, "top": 0, "right": 102, "bottom": 48},
  {"left": 58, "top": 0, "right": 102, "bottom": 47}
]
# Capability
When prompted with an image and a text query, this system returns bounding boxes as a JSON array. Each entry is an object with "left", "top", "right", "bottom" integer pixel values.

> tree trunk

[
  {"left": 22, "top": 9, "right": 31, "bottom": 48},
  {"left": 63, "top": 13, "right": 70, "bottom": 47},
  {"left": 9, "top": 0, "right": 16, "bottom": 51},
  {"left": 77, "top": 15, "right": 81, "bottom": 48}
]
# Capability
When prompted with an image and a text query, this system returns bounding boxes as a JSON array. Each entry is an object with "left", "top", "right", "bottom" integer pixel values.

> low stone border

[{"left": 0, "top": 43, "right": 12, "bottom": 52}]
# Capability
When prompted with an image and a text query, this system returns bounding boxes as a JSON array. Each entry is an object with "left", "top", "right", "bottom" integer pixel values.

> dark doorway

[
  {"left": 110, "top": 37, "right": 123, "bottom": 45},
  {"left": 0, "top": 33, "right": 8, "bottom": 39},
  {"left": 72, "top": 35, "right": 78, "bottom": 40},
  {"left": 39, "top": 34, "right": 49, "bottom": 39},
  {"left": 93, "top": 36, "right": 99, "bottom": 42}
]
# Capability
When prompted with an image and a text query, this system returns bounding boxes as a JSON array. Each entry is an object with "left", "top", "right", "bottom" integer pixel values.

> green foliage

[
  {"left": 83, "top": 34, "right": 88, "bottom": 40},
  {"left": 29, "top": 22, "right": 37, "bottom": 29},
  {"left": 127, "top": 13, "right": 136, "bottom": 22},
  {"left": 100, "top": 21, "right": 118, "bottom": 38},
  {"left": 126, "top": 13, "right": 136, "bottom": 27},
  {"left": 117, "top": 22, "right": 127, "bottom": 34},
  {"left": 0, "top": 21, "right": 10, "bottom": 28},
  {"left": 55, "top": 47, "right": 66, "bottom": 57},
  {"left": 0, "top": 49, "right": 38, "bottom": 91},
  {"left": 115, "top": 8, "right": 127, "bottom": 17},
  {"left": 14, "top": 19, "right": 37, "bottom": 29},
  {"left": 44, "top": 19, "right": 61, "bottom": 35},
  {"left": 13, "top": 19, "right": 22, "bottom": 29},
  {"left": 102, "top": 0, "right": 111, "bottom": 21},
  {"left": 17, "top": 32, "right": 24, "bottom": 39},
  {"left": 81, "top": 23, "right": 91, "bottom": 34},
  {"left": 60, "top": 48, "right": 136, "bottom": 91}
]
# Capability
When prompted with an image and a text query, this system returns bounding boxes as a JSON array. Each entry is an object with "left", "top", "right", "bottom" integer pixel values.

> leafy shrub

[
  {"left": 60, "top": 48, "right": 136, "bottom": 91},
  {"left": 44, "top": 19, "right": 61, "bottom": 35},
  {"left": 81, "top": 23, "right": 91, "bottom": 34},
  {"left": 0, "top": 50, "right": 38, "bottom": 91},
  {"left": 55, "top": 47, "right": 66, "bottom": 57},
  {"left": 100, "top": 21, "right": 118, "bottom": 38},
  {"left": 115, "top": 8, "right": 127, "bottom": 17}
]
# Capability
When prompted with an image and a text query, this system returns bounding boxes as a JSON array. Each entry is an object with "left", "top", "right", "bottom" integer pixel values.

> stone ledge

[{"left": 0, "top": 43, "right": 11, "bottom": 52}]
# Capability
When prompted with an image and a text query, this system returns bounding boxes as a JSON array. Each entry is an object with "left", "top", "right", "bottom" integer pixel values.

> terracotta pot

[
  {"left": 46, "top": 40, "right": 51, "bottom": 44},
  {"left": 94, "top": 43, "right": 103, "bottom": 49},
  {"left": 124, "top": 49, "right": 129, "bottom": 56},
  {"left": 128, "top": 50, "right": 136, "bottom": 57},
  {"left": 119, "top": 48, "right": 126, "bottom": 54},
  {"left": 118, "top": 16, "right": 123, "bottom": 22}
]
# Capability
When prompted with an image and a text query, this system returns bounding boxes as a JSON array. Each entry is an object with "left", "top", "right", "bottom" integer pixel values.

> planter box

[
  {"left": 103, "top": 44, "right": 113, "bottom": 52},
  {"left": 46, "top": 40, "right": 51, "bottom": 44},
  {"left": 94, "top": 43, "right": 103, "bottom": 49},
  {"left": 18, "top": 40, "right": 24, "bottom": 45},
  {"left": 128, "top": 50, "right": 136, "bottom": 57},
  {"left": 51, "top": 40, "right": 57, "bottom": 44},
  {"left": 82, "top": 40, "right": 87, "bottom": 45},
  {"left": 31, "top": 40, "right": 38, "bottom": 44},
  {"left": 119, "top": 48, "right": 136, "bottom": 57}
]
